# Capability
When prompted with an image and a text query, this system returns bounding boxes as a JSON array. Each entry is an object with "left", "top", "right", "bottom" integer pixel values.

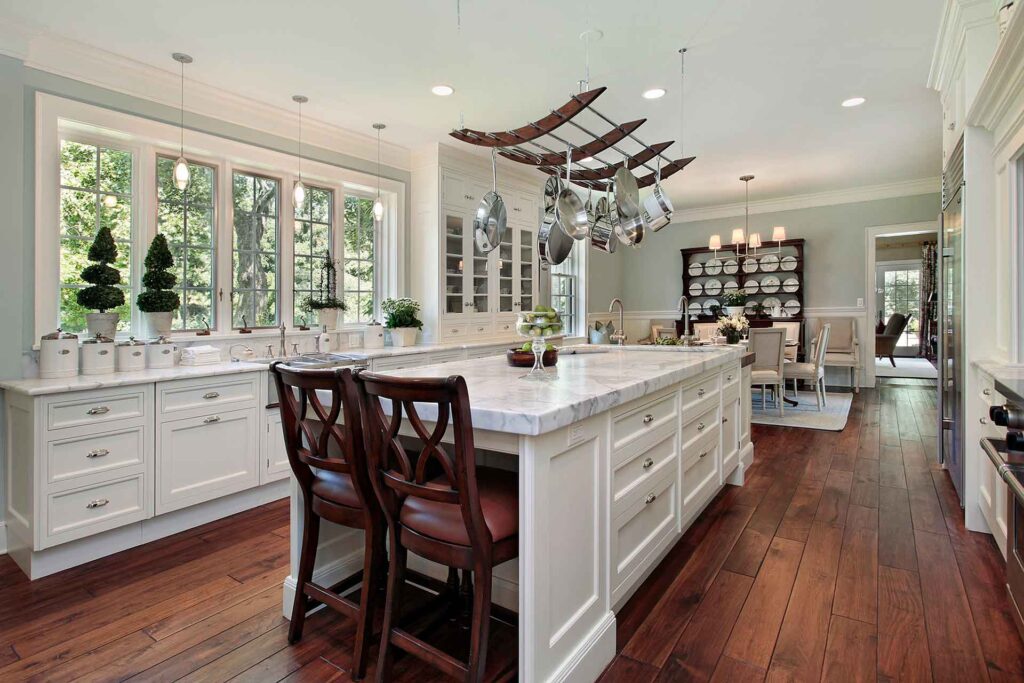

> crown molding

[
  {"left": 967, "top": 5, "right": 1024, "bottom": 142},
  {"left": 671, "top": 177, "right": 940, "bottom": 224},
  {"left": 928, "top": 0, "right": 996, "bottom": 93},
  {"left": 0, "top": 19, "right": 411, "bottom": 171}
]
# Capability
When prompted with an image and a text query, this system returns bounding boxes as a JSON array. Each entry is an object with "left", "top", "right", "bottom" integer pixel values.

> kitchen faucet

[
  {"left": 279, "top": 324, "right": 287, "bottom": 358},
  {"left": 608, "top": 298, "right": 626, "bottom": 345},
  {"left": 677, "top": 295, "right": 692, "bottom": 341}
]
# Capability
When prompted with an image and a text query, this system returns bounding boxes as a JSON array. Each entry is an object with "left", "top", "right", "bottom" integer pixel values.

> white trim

[
  {"left": 967, "top": 3, "right": 1024, "bottom": 152},
  {"left": 671, "top": 177, "right": 941, "bottom": 224},
  {"left": 0, "top": 19, "right": 410, "bottom": 171},
  {"left": 928, "top": 0, "right": 996, "bottom": 94},
  {"left": 0, "top": 521, "right": 7, "bottom": 556},
  {"left": 34, "top": 93, "right": 406, "bottom": 342}
]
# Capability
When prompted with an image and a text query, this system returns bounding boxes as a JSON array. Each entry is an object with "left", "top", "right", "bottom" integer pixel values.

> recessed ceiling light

[
  {"left": 842, "top": 96, "right": 866, "bottom": 107},
  {"left": 431, "top": 84, "right": 454, "bottom": 96},
  {"left": 579, "top": 156, "right": 594, "bottom": 163},
  {"left": 642, "top": 88, "right": 666, "bottom": 100}
]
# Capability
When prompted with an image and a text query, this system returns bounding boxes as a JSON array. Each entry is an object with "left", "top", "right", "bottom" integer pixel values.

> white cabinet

[
  {"left": 262, "top": 408, "right": 290, "bottom": 484},
  {"left": 977, "top": 373, "right": 1009, "bottom": 556},
  {"left": 157, "top": 407, "right": 260, "bottom": 514}
]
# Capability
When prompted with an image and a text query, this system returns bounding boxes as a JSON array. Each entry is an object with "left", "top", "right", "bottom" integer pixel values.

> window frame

[
  {"left": 550, "top": 243, "right": 585, "bottom": 337},
  {"left": 292, "top": 183, "right": 335, "bottom": 326},
  {"left": 35, "top": 93, "right": 405, "bottom": 343},
  {"left": 229, "top": 168, "right": 282, "bottom": 330},
  {"left": 340, "top": 191, "right": 380, "bottom": 325}
]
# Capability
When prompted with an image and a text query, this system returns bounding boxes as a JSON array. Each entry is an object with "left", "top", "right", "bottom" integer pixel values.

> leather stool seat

[
  {"left": 399, "top": 467, "right": 518, "bottom": 546},
  {"left": 311, "top": 471, "right": 361, "bottom": 509}
]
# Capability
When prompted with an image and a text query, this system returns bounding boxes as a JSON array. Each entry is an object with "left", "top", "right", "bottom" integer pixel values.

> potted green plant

[
  {"left": 723, "top": 291, "right": 747, "bottom": 317},
  {"left": 77, "top": 226, "right": 125, "bottom": 339},
  {"left": 301, "top": 259, "right": 345, "bottom": 329},
  {"left": 136, "top": 234, "right": 180, "bottom": 337},
  {"left": 718, "top": 312, "right": 749, "bottom": 345},
  {"left": 381, "top": 297, "right": 422, "bottom": 347}
]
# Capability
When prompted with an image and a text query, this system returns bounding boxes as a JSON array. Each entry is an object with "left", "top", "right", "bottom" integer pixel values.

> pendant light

[
  {"left": 292, "top": 95, "right": 308, "bottom": 207},
  {"left": 171, "top": 53, "right": 193, "bottom": 191},
  {"left": 372, "top": 123, "right": 386, "bottom": 222}
]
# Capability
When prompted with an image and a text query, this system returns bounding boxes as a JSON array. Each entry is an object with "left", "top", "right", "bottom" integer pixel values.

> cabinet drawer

[
  {"left": 46, "top": 388, "right": 148, "bottom": 432},
  {"left": 468, "top": 320, "right": 494, "bottom": 337},
  {"left": 721, "top": 364, "right": 741, "bottom": 392},
  {"left": 466, "top": 345, "right": 505, "bottom": 359},
  {"left": 47, "top": 426, "right": 146, "bottom": 485},
  {"left": 612, "top": 429, "right": 678, "bottom": 516},
  {"left": 157, "top": 408, "right": 259, "bottom": 514},
  {"left": 681, "top": 373, "right": 721, "bottom": 413},
  {"left": 441, "top": 322, "right": 468, "bottom": 339},
  {"left": 372, "top": 355, "right": 421, "bottom": 372},
  {"left": 611, "top": 471, "right": 678, "bottom": 604},
  {"left": 494, "top": 319, "right": 516, "bottom": 336},
  {"left": 159, "top": 374, "right": 259, "bottom": 416},
  {"left": 681, "top": 404, "right": 719, "bottom": 450},
  {"left": 429, "top": 350, "right": 466, "bottom": 365},
  {"left": 612, "top": 391, "right": 678, "bottom": 451},
  {"left": 683, "top": 435, "right": 720, "bottom": 508},
  {"left": 45, "top": 474, "right": 147, "bottom": 544}
]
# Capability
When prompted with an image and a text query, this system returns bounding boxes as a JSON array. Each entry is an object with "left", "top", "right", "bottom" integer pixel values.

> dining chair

[
  {"left": 271, "top": 363, "right": 386, "bottom": 681},
  {"left": 358, "top": 371, "right": 518, "bottom": 683},
  {"left": 772, "top": 321, "right": 802, "bottom": 362},
  {"left": 692, "top": 322, "right": 718, "bottom": 341},
  {"left": 749, "top": 327, "right": 787, "bottom": 416},
  {"left": 784, "top": 323, "right": 831, "bottom": 410},
  {"left": 811, "top": 317, "right": 860, "bottom": 392}
]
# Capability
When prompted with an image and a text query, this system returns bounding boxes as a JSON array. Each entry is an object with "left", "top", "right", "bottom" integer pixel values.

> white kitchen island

[{"left": 284, "top": 345, "right": 754, "bottom": 682}]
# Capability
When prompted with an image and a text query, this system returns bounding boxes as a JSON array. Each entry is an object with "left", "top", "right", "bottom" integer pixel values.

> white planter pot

[
  {"left": 725, "top": 306, "right": 744, "bottom": 317},
  {"left": 318, "top": 308, "right": 340, "bottom": 330},
  {"left": 389, "top": 327, "right": 419, "bottom": 347},
  {"left": 85, "top": 312, "right": 119, "bottom": 339},
  {"left": 144, "top": 311, "right": 174, "bottom": 338}
]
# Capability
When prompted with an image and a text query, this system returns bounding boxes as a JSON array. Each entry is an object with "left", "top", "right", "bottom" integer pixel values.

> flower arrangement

[
  {"left": 381, "top": 297, "right": 423, "bottom": 330},
  {"left": 723, "top": 291, "right": 747, "bottom": 307},
  {"left": 300, "top": 260, "right": 346, "bottom": 312},
  {"left": 718, "top": 313, "right": 749, "bottom": 344}
]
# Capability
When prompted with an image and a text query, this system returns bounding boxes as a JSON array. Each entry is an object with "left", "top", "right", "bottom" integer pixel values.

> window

[
  {"left": 59, "top": 139, "right": 133, "bottom": 333},
  {"left": 878, "top": 262, "right": 922, "bottom": 351},
  {"left": 551, "top": 250, "right": 579, "bottom": 336},
  {"left": 342, "top": 195, "right": 376, "bottom": 324},
  {"left": 156, "top": 157, "right": 216, "bottom": 330},
  {"left": 232, "top": 171, "right": 279, "bottom": 328},
  {"left": 293, "top": 186, "right": 333, "bottom": 325}
]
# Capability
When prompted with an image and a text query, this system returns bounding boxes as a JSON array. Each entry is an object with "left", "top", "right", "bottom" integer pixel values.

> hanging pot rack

[{"left": 449, "top": 86, "right": 695, "bottom": 191}]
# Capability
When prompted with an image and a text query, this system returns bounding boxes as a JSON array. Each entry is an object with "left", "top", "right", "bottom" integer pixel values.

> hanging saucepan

[
  {"left": 473, "top": 148, "right": 507, "bottom": 254},
  {"left": 641, "top": 157, "right": 674, "bottom": 232},
  {"left": 543, "top": 174, "right": 562, "bottom": 213},
  {"left": 589, "top": 194, "right": 618, "bottom": 254},
  {"left": 556, "top": 147, "right": 590, "bottom": 240},
  {"left": 613, "top": 162, "right": 645, "bottom": 246},
  {"left": 537, "top": 207, "right": 573, "bottom": 268}
]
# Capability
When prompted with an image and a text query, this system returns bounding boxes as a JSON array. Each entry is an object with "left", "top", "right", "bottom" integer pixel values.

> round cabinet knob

[
  {"left": 644, "top": 493, "right": 657, "bottom": 505},
  {"left": 983, "top": 388, "right": 992, "bottom": 396},
  {"left": 642, "top": 457, "right": 654, "bottom": 470},
  {"left": 642, "top": 414, "right": 654, "bottom": 424},
  {"left": 980, "top": 417, "right": 988, "bottom": 425}
]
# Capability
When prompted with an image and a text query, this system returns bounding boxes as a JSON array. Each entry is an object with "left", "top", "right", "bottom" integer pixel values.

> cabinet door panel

[
  {"left": 517, "top": 227, "right": 537, "bottom": 312},
  {"left": 262, "top": 409, "right": 290, "bottom": 484},
  {"left": 443, "top": 212, "right": 469, "bottom": 317}
]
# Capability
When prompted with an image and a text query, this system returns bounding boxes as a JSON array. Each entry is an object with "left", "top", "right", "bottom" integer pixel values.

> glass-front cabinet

[
  {"left": 518, "top": 227, "right": 535, "bottom": 312},
  {"left": 444, "top": 214, "right": 466, "bottom": 315}
]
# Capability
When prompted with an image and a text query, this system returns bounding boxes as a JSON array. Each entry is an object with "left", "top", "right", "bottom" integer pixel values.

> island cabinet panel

[
  {"left": 45, "top": 473, "right": 147, "bottom": 542},
  {"left": 261, "top": 408, "right": 290, "bottom": 485},
  {"left": 156, "top": 407, "right": 259, "bottom": 514},
  {"left": 46, "top": 425, "right": 146, "bottom": 484},
  {"left": 612, "top": 389, "right": 679, "bottom": 450},
  {"left": 721, "top": 394, "right": 742, "bottom": 480},
  {"left": 46, "top": 386, "right": 148, "bottom": 431},
  {"left": 611, "top": 427, "right": 678, "bottom": 516},
  {"left": 611, "top": 468, "right": 679, "bottom": 605},
  {"left": 157, "top": 374, "right": 259, "bottom": 416}
]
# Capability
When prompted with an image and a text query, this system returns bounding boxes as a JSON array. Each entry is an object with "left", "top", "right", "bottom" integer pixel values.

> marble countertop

[
  {"left": 373, "top": 346, "right": 747, "bottom": 436},
  {"left": 0, "top": 361, "right": 269, "bottom": 396},
  {"left": 972, "top": 359, "right": 1024, "bottom": 405}
]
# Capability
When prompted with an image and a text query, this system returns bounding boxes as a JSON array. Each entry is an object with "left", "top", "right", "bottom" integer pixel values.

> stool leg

[
  {"left": 289, "top": 504, "right": 319, "bottom": 644},
  {"left": 460, "top": 570, "right": 474, "bottom": 628},
  {"left": 375, "top": 533, "right": 407, "bottom": 683},
  {"left": 352, "top": 523, "right": 384, "bottom": 680},
  {"left": 466, "top": 564, "right": 492, "bottom": 683}
]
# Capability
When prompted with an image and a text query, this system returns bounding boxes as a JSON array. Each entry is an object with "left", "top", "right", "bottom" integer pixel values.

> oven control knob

[
  {"left": 1007, "top": 431, "right": 1024, "bottom": 453},
  {"left": 991, "top": 405, "right": 1010, "bottom": 426}
]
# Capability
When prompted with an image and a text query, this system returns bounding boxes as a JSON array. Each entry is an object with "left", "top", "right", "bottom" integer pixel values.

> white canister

[
  {"left": 80, "top": 335, "right": 115, "bottom": 375},
  {"left": 39, "top": 329, "right": 79, "bottom": 379},
  {"left": 116, "top": 337, "right": 147, "bottom": 372},
  {"left": 147, "top": 336, "right": 177, "bottom": 369},
  {"left": 364, "top": 322, "right": 385, "bottom": 349}
]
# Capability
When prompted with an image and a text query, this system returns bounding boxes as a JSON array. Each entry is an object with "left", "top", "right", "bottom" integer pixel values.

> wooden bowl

[{"left": 506, "top": 347, "right": 558, "bottom": 368}]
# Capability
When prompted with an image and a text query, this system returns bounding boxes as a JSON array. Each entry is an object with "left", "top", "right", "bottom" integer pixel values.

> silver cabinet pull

[
  {"left": 642, "top": 457, "right": 654, "bottom": 470},
  {"left": 644, "top": 493, "right": 657, "bottom": 505},
  {"left": 59, "top": 349, "right": 71, "bottom": 355},
  {"left": 642, "top": 414, "right": 655, "bottom": 424},
  {"left": 697, "top": 421, "right": 706, "bottom": 431},
  {"left": 984, "top": 388, "right": 992, "bottom": 396},
  {"left": 699, "top": 451, "right": 709, "bottom": 459},
  {"left": 980, "top": 417, "right": 988, "bottom": 424},
  {"left": 722, "top": 417, "right": 729, "bottom": 424},
  {"left": 697, "top": 388, "right": 706, "bottom": 397},
  {"left": 86, "top": 406, "right": 110, "bottom": 415},
  {"left": 86, "top": 448, "right": 109, "bottom": 459},
  {"left": 86, "top": 498, "right": 109, "bottom": 509},
  {"left": 203, "top": 415, "right": 221, "bottom": 424},
  {"left": 202, "top": 391, "right": 220, "bottom": 399},
  {"left": 726, "top": 374, "right": 734, "bottom": 381}
]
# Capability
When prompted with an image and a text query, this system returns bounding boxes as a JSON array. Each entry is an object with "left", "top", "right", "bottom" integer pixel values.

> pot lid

[
  {"left": 117, "top": 336, "right": 145, "bottom": 347},
  {"left": 149, "top": 335, "right": 175, "bottom": 345},
  {"left": 82, "top": 333, "right": 114, "bottom": 344},
  {"left": 41, "top": 327, "right": 78, "bottom": 340}
]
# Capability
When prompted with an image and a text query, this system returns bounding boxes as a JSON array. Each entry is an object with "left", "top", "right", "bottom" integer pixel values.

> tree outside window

[
  {"left": 59, "top": 139, "right": 132, "bottom": 333},
  {"left": 882, "top": 267, "right": 922, "bottom": 349},
  {"left": 293, "top": 186, "right": 333, "bottom": 326},
  {"left": 232, "top": 171, "right": 279, "bottom": 328},
  {"left": 342, "top": 196, "right": 376, "bottom": 323}
]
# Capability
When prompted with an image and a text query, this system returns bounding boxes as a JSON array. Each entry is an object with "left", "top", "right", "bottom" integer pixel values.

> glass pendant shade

[
  {"left": 731, "top": 228, "right": 746, "bottom": 245},
  {"left": 373, "top": 197, "right": 384, "bottom": 222},
  {"left": 708, "top": 234, "right": 722, "bottom": 250},
  {"left": 772, "top": 226, "right": 787, "bottom": 242},
  {"left": 173, "top": 156, "right": 190, "bottom": 190},
  {"left": 293, "top": 180, "right": 305, "bottom": 207},
  {"left": 749, "top": 233, "right": 762, "bottom": 249}
]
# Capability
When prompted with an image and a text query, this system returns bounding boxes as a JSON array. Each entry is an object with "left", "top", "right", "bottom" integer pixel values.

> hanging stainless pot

[
  {"left": 473, "top": 148, "right": 507, "bottom": 254},
  {"left": 543, "top": 175, "right": 562, "bottom": 213},
  {"left": 538, "top": 209, "right": 573, "bottom": 268},
  {"left": 589, "top": 195, "right": 618, "bottom": 254},
  {"left": 556, "top": 147, "right": 590, "bottom": 240},
  {"left": 615, "top": 206, "right": 646, "bottom": 246},
  {"left": 613, "top": 160, "right": 641, "bottom": 226},
  {"left": 641, "top": 158, "right": 674, "bottom": 232}
]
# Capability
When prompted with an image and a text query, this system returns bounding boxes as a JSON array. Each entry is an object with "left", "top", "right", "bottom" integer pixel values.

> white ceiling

[{"left": 0, "top": 0, "right": 945, "bottom": 209}]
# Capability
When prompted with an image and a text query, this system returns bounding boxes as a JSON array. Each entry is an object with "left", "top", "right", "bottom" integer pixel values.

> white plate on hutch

[
  {"left": 780, "top": 255, "right": 798, "bottom": 271},
  {"left": 704, "top": 279, "right": 723, "bottom": 296}
]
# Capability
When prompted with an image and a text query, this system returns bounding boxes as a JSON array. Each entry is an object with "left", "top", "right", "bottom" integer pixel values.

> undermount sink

[{"left": 250, "top": 352, "right": 367, "bottom": 368}]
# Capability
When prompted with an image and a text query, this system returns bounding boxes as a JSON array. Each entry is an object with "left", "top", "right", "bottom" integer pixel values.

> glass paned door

[
  {"left": 518, "top": 228, "right": 534, "bottom": 312},
  {"left": 877, "top": 262, "right": 922, "bottom": 352},
  {"left": 497, "top": 228, "right": 514, "bottom": 313},
  {"left": 444, "top": 213, "right": 465, "bottom": 315},
  {"left": 471, "top": 227, "right": 490, "bottom": 314}
]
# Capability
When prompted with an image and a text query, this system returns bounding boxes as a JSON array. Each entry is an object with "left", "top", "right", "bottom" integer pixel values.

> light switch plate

[{"left": 856, "top": 297, "right": 864, "bottom": 307}]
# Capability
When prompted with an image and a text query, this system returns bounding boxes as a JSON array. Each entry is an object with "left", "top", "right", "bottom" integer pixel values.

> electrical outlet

[{"left": 856, "top": 297, "right": 864, "bottom": 307}]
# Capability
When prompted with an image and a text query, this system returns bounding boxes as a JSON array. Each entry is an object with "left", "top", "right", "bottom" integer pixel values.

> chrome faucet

[
  {"left": 677, "top": 295, "right": 690, "bottom": 339},
  {"left": 278, "top": 324, "right": 287, "bottom": 358},
  {"left": 609, "top": 298, "right": 626, "bottom": 345}
]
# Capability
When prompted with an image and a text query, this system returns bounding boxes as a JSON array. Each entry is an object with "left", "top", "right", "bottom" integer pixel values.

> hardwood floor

[{"left": 0, "top": 380, "right": 1020, "bottom": 681}]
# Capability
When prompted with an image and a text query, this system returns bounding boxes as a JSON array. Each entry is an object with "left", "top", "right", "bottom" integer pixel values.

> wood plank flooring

[
  {"left": 606, "top": 379, "right": 1024, "bottom": 682},
  {"left": 0, "top": 380, "right": 1021, "bottom": 681}
]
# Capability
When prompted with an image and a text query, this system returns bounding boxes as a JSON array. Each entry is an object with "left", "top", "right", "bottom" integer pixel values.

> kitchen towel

[{"left": 180, "top": 345, "right": 222, "bottom": 365}]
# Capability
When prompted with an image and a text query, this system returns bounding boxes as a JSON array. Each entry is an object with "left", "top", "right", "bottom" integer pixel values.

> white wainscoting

[{"left": 0, "top": 522, "right": 7, "bottom": 555}]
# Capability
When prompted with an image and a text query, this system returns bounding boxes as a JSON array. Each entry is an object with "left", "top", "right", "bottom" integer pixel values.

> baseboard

[
  {"left": 281, "top": 545, "right": 366, "bottom": 617},
  {"left": 549, "top": 610, "right": 616, "bottom": 683},
  {"left": 0, "top": 521, "right": 7, "bottom": 556}
]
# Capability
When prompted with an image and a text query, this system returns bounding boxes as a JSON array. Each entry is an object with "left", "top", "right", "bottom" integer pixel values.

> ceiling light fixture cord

[
  {"left": 179, "top": 59, "right": 184, "bottom": 155},
  {"left": 297, "top": 98, "right": 302, "bottom": 182},
  {"left": 377, "top": 127, "right": 381, "bottom": 198},
  {"left": 679, "top": 47, "right": 686, "bottom": 159}
]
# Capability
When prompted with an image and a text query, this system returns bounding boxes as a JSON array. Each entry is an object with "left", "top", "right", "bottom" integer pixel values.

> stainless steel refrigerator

[{"left": 939, "top": 136, "right": 964, "bottom": 503}]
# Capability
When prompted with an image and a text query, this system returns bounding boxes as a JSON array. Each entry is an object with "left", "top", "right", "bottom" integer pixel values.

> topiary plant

[
  {"left": 136, "top": 234, "right": 180, "bottom": 313},
  {"left": 76, "top": 226, "right": 125, "bottom": 312}
]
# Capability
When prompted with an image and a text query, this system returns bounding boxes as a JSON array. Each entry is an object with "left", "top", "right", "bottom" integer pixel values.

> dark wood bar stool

[
  {"left": 271, "top": 363, "right": 386, "bottom": 681},
  {"left": 357, "top": 372, "right": 518, "bottom": 683}
]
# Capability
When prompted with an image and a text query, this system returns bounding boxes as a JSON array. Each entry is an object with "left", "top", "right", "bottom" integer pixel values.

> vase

[
  {"left": 724, "top": 330, "right": 742, "bottom": 345},
  {"left": 318, "top": 308, "right": 340, "bottom": 330},
  {"left": 389, "top": 327, "right": 419, "bottom": 347},
  {"left": 725, "top": 306, "right": 743, "bottom": 317},
  {"left": 85, "top": 311, "right": 119, "bottom": 339},
  {"left": 144, "top": 311, "right": 173, "bottom": 338}
]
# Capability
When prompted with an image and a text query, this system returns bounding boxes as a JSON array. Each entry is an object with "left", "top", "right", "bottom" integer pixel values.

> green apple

[{"left": 522, "top": 342, "right": 533, "bottom": 352}]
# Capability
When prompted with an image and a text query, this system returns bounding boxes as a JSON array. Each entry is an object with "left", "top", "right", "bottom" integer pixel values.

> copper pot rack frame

[{"left": 449, "top": 87, "right": 694, "bottom": 192}]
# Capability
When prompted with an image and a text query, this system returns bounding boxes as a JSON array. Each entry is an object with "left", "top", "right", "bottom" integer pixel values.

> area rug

[
  {"left": 750, "top": 389, "right": 853, "bottom": 431},
  {"left": 875, "top": 357, "right": 938, "bottom": 379}
]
